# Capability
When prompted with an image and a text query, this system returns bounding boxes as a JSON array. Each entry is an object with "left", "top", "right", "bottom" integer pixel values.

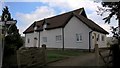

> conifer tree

[{"left": 1, "top": 6, "right": 23, "bottom": 56}]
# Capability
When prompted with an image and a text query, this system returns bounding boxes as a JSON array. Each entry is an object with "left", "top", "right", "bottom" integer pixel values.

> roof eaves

[
  {"left": 23, "top": 31, "right": 34, "bottom": 34},
  {"left": 23, "top": 22, "right": 36, "bottom": 34}
]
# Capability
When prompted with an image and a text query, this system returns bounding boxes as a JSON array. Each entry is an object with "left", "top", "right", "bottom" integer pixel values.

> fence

[
  {"left": 95, "top": 44, "right": 112, "bottom": 67},
  {"left": 17, "top": 44, "right": 46, "bottom": 68}
]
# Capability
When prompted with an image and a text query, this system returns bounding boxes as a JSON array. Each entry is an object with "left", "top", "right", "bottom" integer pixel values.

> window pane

[
  {"left": 59, "top": 35, "right": 62, "bottom": 40},
  {"left": 43, "top": 37, "right": 47, "bottom": 42},
  {"left": 97, "top": 34, "right": 99, "bottom": 41},
  {"left": 27, "top": 38, "right": 30, "bottom": 43},
  {"left": 76, "top": 33, "right": 82, "bottom": 42},
  {"left": 79, "top": 34, "right": 82, "bottom": 41},
  {"left": 56, "top": 35, "right": 62, "bottom": 41},
  {"left": 101, "top": 35, "right": 104, "bottom": 41},
  {"left": 56, "top": 36, "right": 58, "bottom": 41},
  {"left": 76, "top": 34, "right": 79, "bottom": 41}
]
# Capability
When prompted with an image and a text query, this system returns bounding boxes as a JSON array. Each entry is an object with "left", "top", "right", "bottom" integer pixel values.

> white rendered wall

[
  {"left": 25, "top": 32, "right": 39, "bottom": 47},
  {"left": 40, "top": 28, "right": 63, "bottom": 48},
  {"left": 91, "top": 31, "right": 107, "bottom": 49},
  {"left": 25, "top": 16, "right": 107, "bottom": 49},
  {"left": 64, "top": 16, "right": 92, "bottom": 49}
]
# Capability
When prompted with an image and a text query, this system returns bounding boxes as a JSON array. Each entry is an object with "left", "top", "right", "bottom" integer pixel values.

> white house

[{"left": 23, "top": 8, "right": 109, "bottom": 51}]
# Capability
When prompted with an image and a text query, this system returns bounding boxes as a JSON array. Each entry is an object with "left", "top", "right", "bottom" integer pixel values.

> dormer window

[
  {"left": 43, "top": 23, "right": 47, "bottom": 31},
  {"left": 43, "top": 24, "right": 47, "bottom": 29},
  {"left": 34, "top": 26, "right": 37, "bottom": 31},
  {"left": 33, "top": 22, "right": 38, "bottom": 31}
]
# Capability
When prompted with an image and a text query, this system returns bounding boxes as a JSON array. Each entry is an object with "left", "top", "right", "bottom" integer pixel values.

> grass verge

[{"left": 47, "top": 49, "right": 88, "bottom": 63}]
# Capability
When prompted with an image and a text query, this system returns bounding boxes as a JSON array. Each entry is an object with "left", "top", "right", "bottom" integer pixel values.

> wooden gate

[
  {"left": 95, "top": 44, "right": 112, "bottom": 67},
  {"left": 99, "top": 48, "right": 112, "bottom": 67},
  {"left": 17, "top": 45, "right": 46, "bottom": 68}
]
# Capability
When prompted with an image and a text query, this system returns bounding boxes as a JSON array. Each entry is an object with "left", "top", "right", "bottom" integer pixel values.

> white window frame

[
  {"left": 97, "top": 34, "right": 100, "bottom": 41},
  {"left": 43, "top": 24, "right": 47, "bottom": 29},
  {"left": 76, "top": 33, "right": 82, "bottom": 42},
  {"left": 42, "top": 37, "right": 47, "bottom": 42},
  {"left": 101, "top": 35, "right": 104, "bottom": 41},
  {"left": 27, "top": 38, "right": 30, "bottom": 43},
  {"left": 56, "top": 35, "right": 62, "bottom": 42}
]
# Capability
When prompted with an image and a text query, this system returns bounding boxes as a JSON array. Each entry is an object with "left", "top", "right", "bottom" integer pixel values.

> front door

[
  {"left": 91, "top": 33, "right": 97, "bottom": 49},
  {"left": 34, "top": 37, "right": 37, "bottom": 47}
]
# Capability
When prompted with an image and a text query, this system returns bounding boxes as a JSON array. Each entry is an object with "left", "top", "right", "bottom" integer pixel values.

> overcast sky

[{"left": 0, "top": 0, "right": 118, "bottom": 36}]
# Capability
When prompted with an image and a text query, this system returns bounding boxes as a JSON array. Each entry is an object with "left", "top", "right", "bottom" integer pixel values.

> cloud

[
  {"left": 16, "top": 6, "right": 55, "bottom": 24},
  {"left": 38, "top": 0, "right": 102, "bottom": 12},
  {"left": 16, "top": 6, "right": 56, "bottom": 35},
  {"left": 4, "top": 0, "right": 99, "bottom": 2}
]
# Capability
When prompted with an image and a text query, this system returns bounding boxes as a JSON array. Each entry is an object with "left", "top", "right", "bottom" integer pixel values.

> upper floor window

[
  {"left": 76, "top": 33, "right": 82, "bottom": 42},
  {"left": 56, "top": 35, "right": 62, "bottom": 42},
  {"left": 43, "top": 24, "right": 47, "bottom": 29},
  {"left": 34, "top": 26, "right": 37, "bottom": 31}
]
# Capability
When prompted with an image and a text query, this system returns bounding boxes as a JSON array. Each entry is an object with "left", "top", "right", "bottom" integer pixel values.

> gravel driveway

[{"left": 46, "top": 50, "right": 109, "bottom": 66}]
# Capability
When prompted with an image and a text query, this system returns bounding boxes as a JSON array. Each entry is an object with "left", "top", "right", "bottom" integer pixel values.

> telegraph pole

[
  {"left": 118, "top": 1, "right": 120, "bottom": 40},
  {"left": 1, "top": 14, "right": 16, "bottom": 68}
]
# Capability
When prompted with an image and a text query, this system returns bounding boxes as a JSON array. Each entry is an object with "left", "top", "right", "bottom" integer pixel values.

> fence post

[
  {"left": 42, "top": 44, "right": 47, "bottom": 65},
  {"left": 95, "top": 44, "right": 99, "bottom": 66},
  {"left": 16, "top": 50, "right": 21, "bottom": 68}
]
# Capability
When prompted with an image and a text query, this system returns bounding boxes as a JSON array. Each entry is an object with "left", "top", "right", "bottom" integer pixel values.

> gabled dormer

[
  {"left": 72, "top": 8, "right": 87, "bottom": 18},
  {"left": 33, "top": 21, "right": 40, "bottom": 32},
  {"left": 79, "top": 8, "right": 87, "bottom": 18},
  {"left": 42, "top": 19, "right": 50, "bottom": 30}
]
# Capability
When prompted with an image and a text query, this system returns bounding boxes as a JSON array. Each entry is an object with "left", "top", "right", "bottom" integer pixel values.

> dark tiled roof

[
  {"left": 74, "top": 13, "right": 109, "bottom": 34},
  {"left": 23, "top": 8, "right": 109, "bottom": 34}
]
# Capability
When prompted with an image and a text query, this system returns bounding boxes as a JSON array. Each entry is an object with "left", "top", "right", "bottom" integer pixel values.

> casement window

[
  {"left": 101, "top": 35, "right": 105, "bottom": 41},
  {"left": 97, "top": 34, "right": 99, "bottom": 41},
  {"left": 56, "top": 35, "right": 62, "bottom": 42},
  {"left": 43, "top": 24, "right": 47, "bottom": 30},
  {"left": 76, "top": 33, "right": 82, "bottom": 42},
  {"left": 42, "top": 37, "right": 47, "bottom": 42},
  {"left": 27, "top": 38, "right": 30, "bottom": 43}
]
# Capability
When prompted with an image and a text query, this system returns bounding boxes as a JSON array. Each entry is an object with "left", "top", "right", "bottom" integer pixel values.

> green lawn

[{"left": 47, "top": 49, "right": 89, "bottom": 63}]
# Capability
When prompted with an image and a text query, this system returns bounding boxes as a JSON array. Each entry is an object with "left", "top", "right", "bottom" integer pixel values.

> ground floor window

[
  {"left": 56, "top": 35, "right": 62, "bottom": 42},
  {"left": 101, "top": 35, "right": 104, "bottom": 41},
  {"left": 42, "top": 37, "right": 47, "bottom": 42},
  {"left": 27, "top": 38, "right": 30, "bottom": 43},
  {"left": 76, "top": 33, "right": 82, "bottom": 42}
]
